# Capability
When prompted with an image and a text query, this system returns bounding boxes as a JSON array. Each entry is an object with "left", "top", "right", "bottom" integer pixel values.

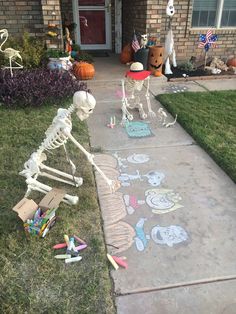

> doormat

[{"left": 87, "top": 51, "right": 110, "bottom": 57}]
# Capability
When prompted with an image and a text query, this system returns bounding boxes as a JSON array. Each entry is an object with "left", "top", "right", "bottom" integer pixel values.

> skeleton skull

[{"left": 73, "top": 91, "right": 96, "bottom": 121}]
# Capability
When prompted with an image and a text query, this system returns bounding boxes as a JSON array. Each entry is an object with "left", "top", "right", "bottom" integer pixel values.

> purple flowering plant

[{"left": 0, "top": 68, "right": 88, "bottom": 108}]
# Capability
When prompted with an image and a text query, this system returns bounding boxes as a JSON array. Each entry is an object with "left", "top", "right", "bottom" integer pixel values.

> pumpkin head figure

[{"left": 148, "top": 46, "right": 164, "bottom": 76}]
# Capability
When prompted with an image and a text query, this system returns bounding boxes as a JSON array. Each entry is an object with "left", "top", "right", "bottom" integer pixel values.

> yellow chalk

[
  {"left": 64, "top": 234, "right": 70, "bottom": 247},
  {"left": 107, "top": 253, "right": 119, "bottom": 270}
]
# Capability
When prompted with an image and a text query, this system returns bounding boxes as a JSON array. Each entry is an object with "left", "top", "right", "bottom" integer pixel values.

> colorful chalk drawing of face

[
  {"left": 145, "top": 189, "right": 183, "bottom": 214},
  {"left": 126, "top": 153, "right": 150, "bottom": 164},
  {"left": 125, "top": 121, "right": 153, "bottom": 138},
  {"left": 151, "top": 225, "right": 188, "bottom": 247},
  {"left": 134, "top": 218, "right": 150, "bottom": 252},
  {"left": 144, "top": 171, "right": 165, "bottom": 186}
]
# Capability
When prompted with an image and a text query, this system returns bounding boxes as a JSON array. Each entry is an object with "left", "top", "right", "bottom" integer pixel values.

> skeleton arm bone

[{"left": 65, "top": 131, "right": 119, "bottom": 192}]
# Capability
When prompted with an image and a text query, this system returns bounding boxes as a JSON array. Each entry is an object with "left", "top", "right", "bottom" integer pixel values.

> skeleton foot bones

[{"left": 20, "top": 91, "right": 119, "bottom": 205}]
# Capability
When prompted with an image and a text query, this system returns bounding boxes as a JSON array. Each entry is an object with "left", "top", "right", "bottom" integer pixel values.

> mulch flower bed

[{"left": 164, "top": 66, "right": 235, "bottom": 82}]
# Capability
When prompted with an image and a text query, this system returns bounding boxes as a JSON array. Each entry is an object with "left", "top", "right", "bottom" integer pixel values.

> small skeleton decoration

[
  {"left": 121, "top": 62, "right": 156, "bottom": 125},
  {"left": 140, "top": 34, "right": 148, "bottom": 48},
  {"left": 0, "top": 29, "right": 23, "bottom": 77},
  {"left": 164, "top": 0, "right": 177, "bottom": 74},
  {"left": 20, "top": 91, "right": 119, "bottom": 205},
  {"left": 158, "top": 107, "right": 177, "bottom": 127}
]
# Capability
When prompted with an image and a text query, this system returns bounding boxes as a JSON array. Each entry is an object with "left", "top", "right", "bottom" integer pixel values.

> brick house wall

[{"left": 146, "top": 0, "right": 236, "bottom": 61}]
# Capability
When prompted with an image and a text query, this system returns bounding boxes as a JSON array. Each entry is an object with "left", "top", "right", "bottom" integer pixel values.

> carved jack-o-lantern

[{"left": 148, "top": 46, "right": 164, "bottom": 76}]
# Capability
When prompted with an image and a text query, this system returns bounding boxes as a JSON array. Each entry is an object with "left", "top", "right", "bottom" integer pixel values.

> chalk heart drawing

[
  {"left": 127, "top": 153, "right": 150, "bottom": 164},
  {"left": 134, "top": 218, "right": 150, "bottom": 252},
  {"left": 151, "top": 225, "right": 188, "bottom": 247},
  {"left": 145, "top": 189, "right": 183, "bottom": 214}
]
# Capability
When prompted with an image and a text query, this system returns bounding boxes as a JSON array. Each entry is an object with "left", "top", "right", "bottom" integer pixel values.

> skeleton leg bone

[
  {"left": 40, "top": 163, "right": 83, "bottom": 187},
  {"left": 145, "top": 77, "right": 156, "bottom": 118},
  {"left": 26, "top": 177, "right": 79, "bottom": 205}
]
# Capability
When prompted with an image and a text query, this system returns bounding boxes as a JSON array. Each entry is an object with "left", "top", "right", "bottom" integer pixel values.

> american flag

[
  {"left": 198, "top": 29, "right": 218, "bottom": 52},
  {"left": 132, "top": 32, "right": 140, "bottom": 53}
]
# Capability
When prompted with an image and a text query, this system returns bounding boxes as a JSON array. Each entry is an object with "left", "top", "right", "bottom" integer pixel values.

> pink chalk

[
  {"left": 112, "top": 256, "right": 128, "bottom": 269},
  {"left": 74, "top": 244, "right": 87, "bottom": 251},
  {"left": 53, "top": 243, "right": 67, "bottom": 249},
  {"left": 73, "top": 235, "right": 86, "bottom": 245}
]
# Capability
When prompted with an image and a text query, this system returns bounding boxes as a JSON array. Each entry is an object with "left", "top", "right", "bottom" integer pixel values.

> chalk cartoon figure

[
  {"left": 118, "top": 171, "right": 165, "bottom": 187},
  {"left": 134, "top": 218, "right": 150, "bottom": 252},
  {"left": 123, "top": 194, "right": 145, "bottom": 215},
  {"left": 145, "top": 189, "right": 183, "bottom": 214},
  {"left": 151, "top": 225, "right": 188, "bottom": 247}
]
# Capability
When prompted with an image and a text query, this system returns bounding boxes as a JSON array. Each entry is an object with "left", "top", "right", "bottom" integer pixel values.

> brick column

[{"left": 41, "top": 0, "right": 64, "bottom": 49}]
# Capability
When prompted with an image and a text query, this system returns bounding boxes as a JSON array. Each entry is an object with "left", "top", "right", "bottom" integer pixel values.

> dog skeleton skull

[{"left": 20, "top": 91, "right": 119, "bottom": 205}]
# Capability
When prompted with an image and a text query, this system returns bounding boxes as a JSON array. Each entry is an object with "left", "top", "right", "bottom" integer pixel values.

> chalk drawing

[
  {"left": 145, "top": 189, "right": 183, "bottom": 214},
  {"left": 125, "top": 121, "right": 154, "bottom": 138},
  {"left": 151, "top": 225, "right": 188, "bottom": 247},
  {"left": 134, "top": 218, "right": 150, "bottom": 252},
  {"left": 123, "top": 194, "right": 145, "bottom": 215}
]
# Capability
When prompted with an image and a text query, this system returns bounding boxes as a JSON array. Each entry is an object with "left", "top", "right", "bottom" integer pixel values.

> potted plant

[
  {"left": 46, "top": 49, "right": 71, "bottom": 70},
  {"left": 71, "top": 44, "right": 81, "bottom": 58}
]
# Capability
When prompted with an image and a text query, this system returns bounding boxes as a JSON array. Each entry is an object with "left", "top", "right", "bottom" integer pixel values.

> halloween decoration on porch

[
  {"left": 226, "top": 57, "right": 236, "bottom": 68},
  {"left": 148, "top": 45, "right": 164, "bottom": 76},
  {"left": 64, "top": 27, "right": 73, "bottom": 53},
  {"left": 120, "top": 43, "right": 133, "bottom": 64},
  {"left": 164, "top": 0, "right": 177, "bottom": 75},
  {"left": 20, "top": 91, "right": 119, "bottom": 205},
  {"left": 0, "top": 29, "right": 23, "bottom": 77},
  {"left": 121, "top": 62, "right": 156, "bottom": 125},
  {"left": 73, "top": 61, "right": 95, "bottom": 80},
  {"left": 198, "top": 29, "right": 218, "bottom": 69},
  {"left": 140, "top": 34, "right": 148, "bottom": 49}
]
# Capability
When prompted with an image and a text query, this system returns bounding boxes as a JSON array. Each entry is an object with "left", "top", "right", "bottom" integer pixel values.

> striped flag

[{"left": 132, "top": 32, "right": 140, "bottom": 53}]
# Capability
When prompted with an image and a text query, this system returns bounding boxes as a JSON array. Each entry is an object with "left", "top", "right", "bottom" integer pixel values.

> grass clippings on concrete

[
  {"left": 0, "top": 103, "right": 115, "bottom": 314},
  {"left": 157, "top": 90, "right": 236, "bottom": 183}
]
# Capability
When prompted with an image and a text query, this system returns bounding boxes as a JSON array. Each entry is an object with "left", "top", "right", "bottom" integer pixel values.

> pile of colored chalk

[{"left": 53, "top": 234, "right": 87, "bottom": 264}]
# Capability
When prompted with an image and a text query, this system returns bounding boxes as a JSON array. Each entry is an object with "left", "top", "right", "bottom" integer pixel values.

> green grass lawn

[
  {"left": 0, "top": 103, "right": 115, "bottom": 313},
  {"left": 157, "top": 90, "right": 236, "bottom": 183}
]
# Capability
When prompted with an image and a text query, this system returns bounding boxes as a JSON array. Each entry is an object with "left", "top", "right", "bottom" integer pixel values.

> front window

[{"left": 192, "top": 0, "right": 236, "bottom": 28}]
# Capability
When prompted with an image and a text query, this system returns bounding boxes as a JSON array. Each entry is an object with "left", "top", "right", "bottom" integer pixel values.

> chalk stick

[{"left": 107, "top": 253, "right": 119, "bottom": 270}]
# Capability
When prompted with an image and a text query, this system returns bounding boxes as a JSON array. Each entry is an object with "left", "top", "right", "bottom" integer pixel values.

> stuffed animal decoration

[
  {"left": 121, "top": 62, "right": 156, "bottom": 125},
  {"left": 148, "top": 45, "right": 164, "bottom": 76},
  {"left": 164, "top": 0, "right": 177, "bottom": 74}
]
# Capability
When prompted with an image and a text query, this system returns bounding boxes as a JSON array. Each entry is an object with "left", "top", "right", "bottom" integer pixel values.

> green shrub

[
  {"left": 2, "top": 32, "right": 46, "bottom": 69},
  {"left": 74, "top": 52, "right": 94, "bottom": 64},
  {"left": 179, "top": 60, "right": 196, "bottom": 72}
]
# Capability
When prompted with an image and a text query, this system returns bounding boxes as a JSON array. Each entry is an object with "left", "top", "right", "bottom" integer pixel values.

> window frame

[{"left": 191, "top": 0, "right": 236, "bottom": 29}]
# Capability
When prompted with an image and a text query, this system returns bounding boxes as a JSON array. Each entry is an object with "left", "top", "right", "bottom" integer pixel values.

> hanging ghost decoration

[{"left": 164, "top": 0, "right": 177, "bottom": 75}]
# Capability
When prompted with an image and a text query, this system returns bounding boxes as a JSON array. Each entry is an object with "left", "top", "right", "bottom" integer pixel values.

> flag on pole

[{"left": 132, "top": 31, "right": 140, "bottom": 53}]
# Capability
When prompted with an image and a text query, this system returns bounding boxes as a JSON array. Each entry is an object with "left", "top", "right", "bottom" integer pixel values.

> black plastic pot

[{"left": 134, "top": 48, "right": 149, "bottom": 70}]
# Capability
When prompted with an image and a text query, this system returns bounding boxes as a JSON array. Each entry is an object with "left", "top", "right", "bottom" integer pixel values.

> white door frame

[
  {"left": 115, "top": 0, "right": 122, "bottom": 53},
  {"left": 72, "top": 0, "right": 112, "bottom": 50}
]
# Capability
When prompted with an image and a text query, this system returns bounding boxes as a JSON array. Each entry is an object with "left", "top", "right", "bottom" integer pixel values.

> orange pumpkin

[
  {"left": 154, "top": 70, "right": 162, "bottom": 77},
  {"left": 227, "top": 57, "right": 236, "bottom": 67},
  {"left": 120, "top": 43, "right": 133, "bottom": 64},
  {"left": 148, "top": 45, "right": 164, "bottom": 75},
  {"left": 73, "top": 61, "right": 95, "bottom": 80}
]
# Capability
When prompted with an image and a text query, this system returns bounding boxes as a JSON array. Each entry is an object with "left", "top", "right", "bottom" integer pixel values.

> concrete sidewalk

[{"left": 87, "top": 54, "right": 236, "bottom": 314}]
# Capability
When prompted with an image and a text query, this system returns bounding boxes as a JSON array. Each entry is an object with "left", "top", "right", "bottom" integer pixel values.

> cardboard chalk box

[{"left": 13, "top": 188, "right": 65, "bottom": 237}]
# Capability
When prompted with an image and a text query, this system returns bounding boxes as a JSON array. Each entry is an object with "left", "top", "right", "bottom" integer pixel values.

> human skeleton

[
  {"left": 164, "top": 0, "right": 177, "bottom": 75},
  {"left": 121, "top": 74, "right": 156, "bottom": 125},
  {"left": 20, "top": 91, "right": 118, "bottom": 205}
]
